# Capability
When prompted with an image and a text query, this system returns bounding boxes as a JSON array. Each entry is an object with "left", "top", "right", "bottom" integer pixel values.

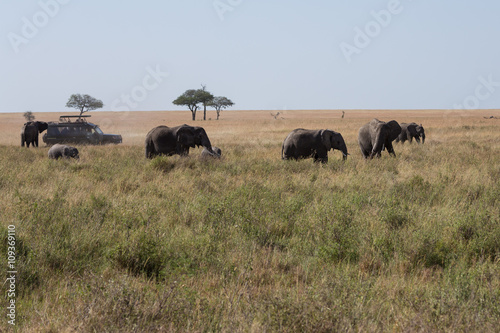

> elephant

[
  {"left": 21, "top": 121, "right": 48, "bottom": 147},
  {"left": 281, "top": 128, "right": 348, "bottom": 163},
  {"left": 396, "top": 122, "right": 425, "bottom": 144},
  {"left": 201, "top": 146, "right": 222, "bottom": 159},
  {"left": 145, "top": 124, "right": 215, "bottom": 159},
  {"left": 48, "top": 144, "right": 79, "bottom": 160},
  {"left": 358, "top": 119, "right": 401, "bottom": 158}
]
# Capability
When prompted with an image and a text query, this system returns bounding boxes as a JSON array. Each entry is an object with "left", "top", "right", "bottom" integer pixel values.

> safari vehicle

[{"left": 42, "top": 115, "right": 122, "bottom": 145}]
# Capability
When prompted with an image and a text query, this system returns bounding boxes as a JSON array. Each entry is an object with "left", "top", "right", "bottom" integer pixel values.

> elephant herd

[
  {"left": 283, "top": 119, "right": 424, "bottom": 162},
  {"left": 145, "top": 120, "right": 424, "bottom": 162},
  {"left": 20, "top": 120, "right": 425, "bottom": 162},
  {"left": 19, "top": 121, "right": 80, "bottom": 160}
]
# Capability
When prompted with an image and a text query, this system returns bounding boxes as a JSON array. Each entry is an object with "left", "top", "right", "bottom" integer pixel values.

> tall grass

[{"left": 0, "top": 112, "right": 499, "bottom": 331}]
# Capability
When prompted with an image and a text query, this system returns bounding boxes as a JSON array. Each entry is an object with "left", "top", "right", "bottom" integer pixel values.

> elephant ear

[
  {"left": 386, "top": 120, "right": 402, "bottom": 142},
  {"left": 177, "top": 127, "right": 195, "bottom": 148},
  {"left": 38, "top": 122, "right": 48, "bottom": 133},
  {"left": 321, "top": 130, "right": 333, "bottom": 151}
]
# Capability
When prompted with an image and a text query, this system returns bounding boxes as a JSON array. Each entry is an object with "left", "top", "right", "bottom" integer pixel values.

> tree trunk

[
  {"left": 216, "top": 109, "right": 220, "bottom": 120},
  {"left": 203, "top": 104, "right": 207, "bottom": 120},
  {"left": 191, "top": 110, "right": 196, "bottom": 121}
]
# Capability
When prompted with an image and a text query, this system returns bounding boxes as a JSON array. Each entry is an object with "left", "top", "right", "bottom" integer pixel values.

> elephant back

[{"left": 145, "top": 126, "right": 172, "bottom": 158}]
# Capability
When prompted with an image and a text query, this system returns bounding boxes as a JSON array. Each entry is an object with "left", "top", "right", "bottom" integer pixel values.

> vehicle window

[
  {"left": 60, "top": 127, "right": 72, "bottom": 135},
  {"left": 94, "top": 127, "right": 103, "bottom": 135},
  {"left": 47, "top": 127, "right": 60, "bottom": 135}
]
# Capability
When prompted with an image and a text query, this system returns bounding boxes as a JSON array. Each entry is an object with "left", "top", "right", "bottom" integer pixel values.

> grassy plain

[{"left": 1, "top": 109, "right": 499, "bottom": 332}]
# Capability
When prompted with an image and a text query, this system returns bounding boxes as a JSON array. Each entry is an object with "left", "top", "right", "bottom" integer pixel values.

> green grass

[{"left": 0, "top": 136, "right": 499, "bottom": 331}]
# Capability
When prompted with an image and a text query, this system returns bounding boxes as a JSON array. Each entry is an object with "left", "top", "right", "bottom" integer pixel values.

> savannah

[{"left": 1, "top": 109, "right": 499, "bottom": 332}]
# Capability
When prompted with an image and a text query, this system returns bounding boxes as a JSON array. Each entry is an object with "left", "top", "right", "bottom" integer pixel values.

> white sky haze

[{"left": 1, "top": 1, "right": 499, "bottom": 112}]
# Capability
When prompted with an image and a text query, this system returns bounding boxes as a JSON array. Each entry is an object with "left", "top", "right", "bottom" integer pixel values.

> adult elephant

[
  {"left": 21, "top": 121, "right": 48, "bottom": 147},
  {"left": 145, "top": 124, "right": 215, "bottom": 159},
  {"left": 396, "top": 122, "right": 425, "bottom": 144},
  {"left": 282, "top": 128, "right": 348, "bottom": 163},
  {"left": 358, "top": 119, "right": 401, "bottom": 158}
]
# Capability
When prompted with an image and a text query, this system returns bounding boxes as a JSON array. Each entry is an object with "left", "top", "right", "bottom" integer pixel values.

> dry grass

[{"left": 1, "top": 109, "right": 499, "bottom": 332}]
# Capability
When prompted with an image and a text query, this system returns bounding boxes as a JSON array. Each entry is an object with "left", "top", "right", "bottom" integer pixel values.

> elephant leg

[
  {"left": 314, "top": 148, "right": 328, "bottom": 163},
  {"left": 360, "top": 145, "right": 371, "bottom": 159},
  {"left": 176, "top": 143, "right": 190, "bottom": 156},
  {"left": 386, "top": 143, "right": 396, "bottom": 157},
  {"left": 372, "top": 138, "right": 384, "bottom": 155},
  {"left": 283, "top": 145, "right": 295, "bottom": 160},
  {"left": 313, "top": 154, "right": 327, "bottom": 163}
]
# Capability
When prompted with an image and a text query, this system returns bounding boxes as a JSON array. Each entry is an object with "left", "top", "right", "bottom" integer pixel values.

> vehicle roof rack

[{"left": 58, "top": 115, "right": 91, "bottom": 122}]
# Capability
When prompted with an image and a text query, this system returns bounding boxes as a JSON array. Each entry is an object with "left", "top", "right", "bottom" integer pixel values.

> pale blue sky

[{"left": 1, "top": 1, "right": 499, "bottom": 112}]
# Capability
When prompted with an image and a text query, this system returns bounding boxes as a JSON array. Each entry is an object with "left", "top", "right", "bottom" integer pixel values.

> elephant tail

[{"left": 281, "top": 142, "right": 285, "bottom": 160}]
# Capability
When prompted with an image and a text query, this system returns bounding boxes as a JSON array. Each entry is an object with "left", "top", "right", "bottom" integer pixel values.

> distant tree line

[
  {"left": 24, "top": 91, "right": 230, "bottom": 122},
  {"left": 173, "top": 85, "right": 234, "bottom": 120}
]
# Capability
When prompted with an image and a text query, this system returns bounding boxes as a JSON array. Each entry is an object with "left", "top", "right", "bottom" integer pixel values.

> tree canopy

[
  {"left": 209, "top": 97, "right": 234, "bottom": 120},
  {"left": 66, "top": 94, "right": 104, "bottom": 118},
  {"left": 173, "top": 89, "right": 201, "bottom": 121},
  {"left": 23, "top": 111, "right": 35, "bottom": 122},
  {"left": 173, "top": 86, "right": 233, "bottom": 120}
]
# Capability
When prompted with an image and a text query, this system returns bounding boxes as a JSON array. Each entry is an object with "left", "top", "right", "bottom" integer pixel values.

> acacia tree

[
  {"left": 173, "top": 87, "right": 215, "bottom": 121},
  {"left": 66, "top": 94, "right": 103, "bottom": 119},
  {"left": 23, "top": 111, "right": 35, "bottom": 122},
  {"left": 209, "top": 96, "right": 234, "bottom": 120},
  {"left": 173, "top": 89, "right": 200, "bottom": 120},
  {"left": 198, "top": 85, "right": 214, "bottom": 121}
]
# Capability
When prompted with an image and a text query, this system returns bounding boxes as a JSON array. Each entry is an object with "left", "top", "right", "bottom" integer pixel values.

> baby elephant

[
  {"left": 201, "top": 146, "right": 222, "bottom": 159},
  {"left": 48, "top": 144, "right": 79, "bottom": 160}
]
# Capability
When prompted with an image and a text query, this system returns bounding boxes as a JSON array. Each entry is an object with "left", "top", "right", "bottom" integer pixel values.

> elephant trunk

[
  {"left": 421, "top": 133, "right": 425, "bottom": 144},
  {"left": 206, "top": 147, "right": 217, "bottom": 156},
  {"left": 339, "top": 142, "right": 349, "bottom": 160},
  {"left": 202, "top": 138, "right": 215, "bottom": 156}
]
